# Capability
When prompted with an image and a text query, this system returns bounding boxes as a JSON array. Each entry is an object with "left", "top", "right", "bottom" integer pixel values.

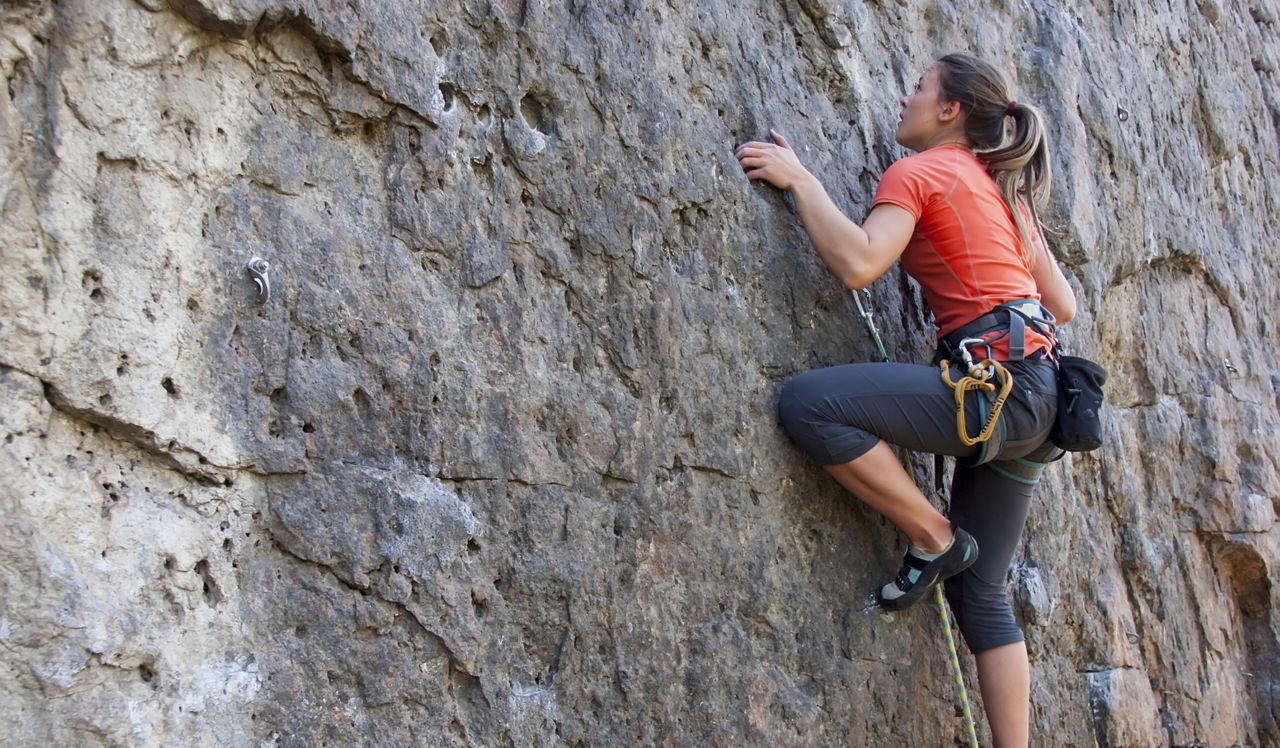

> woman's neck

[{"left": 922, "top": 127, "right": 972, "bottom": 151}]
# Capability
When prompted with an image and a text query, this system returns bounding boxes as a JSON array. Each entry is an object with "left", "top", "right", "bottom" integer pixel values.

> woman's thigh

[{"left": 778, "top": 362, "right": 983, "bottom": 464}]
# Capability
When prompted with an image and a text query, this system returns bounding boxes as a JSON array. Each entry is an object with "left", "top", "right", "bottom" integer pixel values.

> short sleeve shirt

[{"left": 871, "top": 145, "right": 1053, "bottom": 358}]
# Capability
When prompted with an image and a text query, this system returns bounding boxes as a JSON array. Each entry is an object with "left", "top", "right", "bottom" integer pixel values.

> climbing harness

[
  {"left": 851, "top": 289, "right": 980, "bottom": 748},
  {"left": 934, "top": 299, "right": 1062, "bottom": 466},
  {"left": 942, "top": 299, "right": 1108, "bottom": 454}
]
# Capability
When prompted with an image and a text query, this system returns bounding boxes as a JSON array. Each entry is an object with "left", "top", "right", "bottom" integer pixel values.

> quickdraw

[{"left": 940, "top": 338, "right": 1014, "bottom": 446}]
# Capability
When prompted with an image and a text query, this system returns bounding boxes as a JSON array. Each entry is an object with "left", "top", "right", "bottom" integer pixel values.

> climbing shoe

[{"left": 877, "top": 528, "right": 979, "bottom": 611}]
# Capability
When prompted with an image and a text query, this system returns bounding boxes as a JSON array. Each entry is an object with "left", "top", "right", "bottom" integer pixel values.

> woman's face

[{"left": 895, "top": 65, "right": 952, "bottom": 151}]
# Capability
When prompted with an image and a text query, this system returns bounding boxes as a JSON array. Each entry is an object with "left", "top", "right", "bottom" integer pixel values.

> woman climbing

[{"left": 735, "top": 54, "right": 1077, "bottom": 745}]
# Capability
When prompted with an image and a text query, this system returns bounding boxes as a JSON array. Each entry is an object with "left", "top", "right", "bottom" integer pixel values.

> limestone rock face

[{"left": 2, "top": 0, "right": 1278, "bottom": 744}]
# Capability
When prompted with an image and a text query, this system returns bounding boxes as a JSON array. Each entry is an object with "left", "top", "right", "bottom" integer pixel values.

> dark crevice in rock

[
  {"left": 167, "top": 0, "right": 348, "bottom": 59},
  {"left": 265, "top": 531, "right": 479, "bottom": 680},
  {"left": 166, "top": 0, "right": 259, "bottom": 38},
  {"left": 194, "top": 558, "right": 224, "bottom": 606},
  {"left": 40, "top": 379, "right": 227, "bottom": 485},
  {"left": 1209, "top": 537, "right": 1280, "bottom": 742},
  {"left": 163, "top": 1, "right": 440, "bottom": 126},
  {"left": 87, "top": 651, "right": 161, "bottom": 691},
  {"left": 1127, "top": 252, "right": 1248, "bottom": 337},
  {"left": 30, "top": 374, "right": 302, "bottom": 481},
  {"left": 246, "top": 175, "right": 305, "bottom": 197}
]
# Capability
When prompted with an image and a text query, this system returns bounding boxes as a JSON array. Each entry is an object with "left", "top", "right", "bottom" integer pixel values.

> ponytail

[{"left": 935, "top": 54, "right": 1053, "bottom": 255}]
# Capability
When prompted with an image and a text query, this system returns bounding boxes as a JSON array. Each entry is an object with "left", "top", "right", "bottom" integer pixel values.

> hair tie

[{"left": 1005, "top": 100, "right": 1017, "bottom": 117}]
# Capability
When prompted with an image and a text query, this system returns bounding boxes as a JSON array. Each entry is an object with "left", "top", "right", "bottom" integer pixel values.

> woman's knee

[
  {"left": 777, "top": 371, "right": 822, "bottom": 441},
  {"left": 945, "top": 571, "right": 1025, "bottom": 653}
]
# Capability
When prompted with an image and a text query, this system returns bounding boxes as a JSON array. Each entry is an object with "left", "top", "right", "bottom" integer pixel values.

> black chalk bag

[{"left": 1050, "top": 354, "right": 1108, "bottom": 452}]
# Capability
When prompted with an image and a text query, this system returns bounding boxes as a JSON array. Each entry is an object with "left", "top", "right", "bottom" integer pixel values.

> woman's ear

[{"left": 937, "top": 99, "right": 963, "bottom": 125}]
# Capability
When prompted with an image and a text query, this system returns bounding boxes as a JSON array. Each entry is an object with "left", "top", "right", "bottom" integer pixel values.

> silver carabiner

[{"left": 955, "top": 337, "right": 993, "bottom": 377}]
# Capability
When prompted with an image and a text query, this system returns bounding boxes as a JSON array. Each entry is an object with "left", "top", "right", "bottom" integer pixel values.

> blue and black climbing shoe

[{"left": 877, "top": 528, "right": 979, "bottom": 611}]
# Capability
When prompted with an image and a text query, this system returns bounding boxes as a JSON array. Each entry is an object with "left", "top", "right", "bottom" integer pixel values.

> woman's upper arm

[
  {"left": 847, "top": 203, "right": 916, "bottom": 289},
  {"left": 1027, "top": 231, "right": 1077, "bottom": 324}
]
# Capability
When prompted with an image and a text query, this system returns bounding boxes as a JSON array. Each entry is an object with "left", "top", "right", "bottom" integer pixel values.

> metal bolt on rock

[{"left": 246, "top": 257, "right": 271, "bottom": 304}]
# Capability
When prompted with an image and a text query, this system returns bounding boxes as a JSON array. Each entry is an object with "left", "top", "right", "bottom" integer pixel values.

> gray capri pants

[{"left": 778, "top": 355, "right": 1060, "bottom": 653}]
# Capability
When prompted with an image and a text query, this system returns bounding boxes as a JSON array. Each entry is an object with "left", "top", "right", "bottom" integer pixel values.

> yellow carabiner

[{"left": 940, "top": 358, "right": 1014, "bottom": 446}]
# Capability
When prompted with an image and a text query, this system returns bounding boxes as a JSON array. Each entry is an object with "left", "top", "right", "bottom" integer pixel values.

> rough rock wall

[{"left": 2, "top": 0, "right": 1279, "bottom": 745}]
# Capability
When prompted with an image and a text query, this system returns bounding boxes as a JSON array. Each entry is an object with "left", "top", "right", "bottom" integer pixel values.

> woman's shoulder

[
  {"left": 881, "top": 146, "right": 968, "bottom": 188},
  {"left": 888, "top": 146, "right": 973, "bottom": 174}
]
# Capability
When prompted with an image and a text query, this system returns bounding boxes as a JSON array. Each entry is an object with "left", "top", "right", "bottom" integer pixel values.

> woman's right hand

[
  {"left": 735, "top": 129, "right": 815, "bottom": 191},
  {"left": 736, "top": 128, "right": 913, "bottom": 290}
]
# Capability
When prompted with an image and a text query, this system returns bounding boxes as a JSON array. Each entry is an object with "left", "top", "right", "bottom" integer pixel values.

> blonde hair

[{"left": 935, "top": 54, "right": 1051, "bottom": 253}]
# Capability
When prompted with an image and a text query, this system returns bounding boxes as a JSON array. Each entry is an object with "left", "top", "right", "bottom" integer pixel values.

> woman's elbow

[
  {"left": 840, "top": 266, "right": 876, "bottom": 291},
  {"left": 841, "top": 275, "right": 867, "bottom": 291},
  {"left": 1051, "top": 296, "right": 1077, "bottom": 325}
]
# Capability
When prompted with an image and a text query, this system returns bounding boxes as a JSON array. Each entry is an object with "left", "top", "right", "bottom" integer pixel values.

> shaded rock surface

[{"left": 2, "top": 0, "right": 1279, "bottom": 744}]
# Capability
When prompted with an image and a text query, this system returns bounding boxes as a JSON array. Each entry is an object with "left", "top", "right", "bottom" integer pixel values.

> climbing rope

[
  {"left": 934, "top": 584, "right": 979, "bottom": 746},
  {"left": 852, "top": 289, "right": 981, "bottom": 748}
]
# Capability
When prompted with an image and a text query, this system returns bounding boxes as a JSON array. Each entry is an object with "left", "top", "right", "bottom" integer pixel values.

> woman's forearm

[
  {"left": 735, "top": 131, "right": 910, "bottom": 287},
  {"left": 789, "top": 174, "right": 875, "bottom": 289}
]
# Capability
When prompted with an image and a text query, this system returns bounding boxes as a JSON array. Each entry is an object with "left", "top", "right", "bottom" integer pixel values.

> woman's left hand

[{"left": 735, "top": 129, "right": 814, "bottom": 191}]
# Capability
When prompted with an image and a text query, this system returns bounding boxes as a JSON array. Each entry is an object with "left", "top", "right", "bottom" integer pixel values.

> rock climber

[{"left": 735, "top": 53, "right": 1078, "bottom": 745}]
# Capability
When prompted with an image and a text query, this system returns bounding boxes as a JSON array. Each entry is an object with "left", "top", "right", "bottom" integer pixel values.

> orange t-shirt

[{"left": 871, "top": 145, "right": 1054, "bottom": 359}]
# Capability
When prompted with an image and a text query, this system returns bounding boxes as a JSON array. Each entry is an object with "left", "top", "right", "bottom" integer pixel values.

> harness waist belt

[{"left": 940, "top": 300, "right": 1057, "bottom": 362}]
